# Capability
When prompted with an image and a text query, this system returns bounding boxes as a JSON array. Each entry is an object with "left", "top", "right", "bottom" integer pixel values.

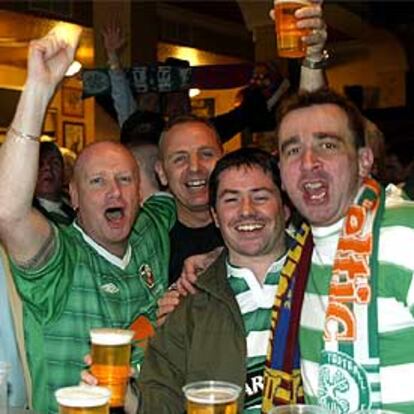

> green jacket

[{"left": 138, "top": 251, "right": 247, "bottom": 413}]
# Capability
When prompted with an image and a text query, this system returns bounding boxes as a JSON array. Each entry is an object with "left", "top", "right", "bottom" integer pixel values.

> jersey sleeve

[
  {"left": 9, "top": 225, "right": 74, "bottom": 325},
  {"left": 139, "top": 192, "right": 177, "bottom": 232}
]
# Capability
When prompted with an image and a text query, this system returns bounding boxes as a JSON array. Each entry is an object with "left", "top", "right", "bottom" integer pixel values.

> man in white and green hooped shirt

[
  {"left": 278, "top": 88, "right": 414, "bottom": 413},
  {"left": 138, "top": 148, "right": 290, "bottom": 414},
  {"left": 0, "top": 31, "right": 175, "bottom": 414}
]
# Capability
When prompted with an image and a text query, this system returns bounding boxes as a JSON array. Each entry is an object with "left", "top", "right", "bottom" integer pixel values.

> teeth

[
  {"left": 186, "top": 179, "right": 207, "bottom": 188},
  {"left": 304, "top": 182, "right": 323, "bottom": 190},
  {"left": 235, "top": 223, "right": 264, "bottom": 232},
  {"left": 309, "top": 191, "right": 326, "bottom": 201}
]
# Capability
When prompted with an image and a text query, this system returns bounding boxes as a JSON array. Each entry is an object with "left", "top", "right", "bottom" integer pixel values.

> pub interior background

[{"left": 0, "top": 0, "right": 413, "bottom": 158}]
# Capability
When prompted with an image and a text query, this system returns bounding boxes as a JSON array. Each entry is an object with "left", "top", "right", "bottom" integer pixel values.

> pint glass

[
  {"left": 55, "top": 385, "right": 111, "bottom": 414},
  {"left": 274, "top": 0, "right": 311, "bottom": 58},
  {"left": 183, "top": 380, "right": 241, "bottom": 414},
  {"left": 90, "top": 328, "right": 134, "bottom": 408}
]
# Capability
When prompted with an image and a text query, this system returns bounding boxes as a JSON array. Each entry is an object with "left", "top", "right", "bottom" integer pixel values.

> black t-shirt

[{"left": 169, "top": 220, "right": 223, "bottom": 284}]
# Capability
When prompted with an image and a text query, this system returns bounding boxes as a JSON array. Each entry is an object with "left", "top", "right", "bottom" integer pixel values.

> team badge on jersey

[
  {"left": 139, "top": 264, "right": 155, "bottom": 288},
  {"left": 318, "top": 350, "right": 370, "bottom": 414}
]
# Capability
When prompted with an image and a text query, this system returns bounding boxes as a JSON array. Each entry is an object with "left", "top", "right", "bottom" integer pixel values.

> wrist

[{"left": 302, "top": 49, "right": 330, "bottom": 70}]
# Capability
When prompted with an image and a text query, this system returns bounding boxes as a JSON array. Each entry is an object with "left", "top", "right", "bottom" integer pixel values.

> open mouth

[
  {"left": 302, "top": 180, "right": 328, "bottom": 202},
  {"left": 104, "top": 207, "right": 125, "bottom": 222}
]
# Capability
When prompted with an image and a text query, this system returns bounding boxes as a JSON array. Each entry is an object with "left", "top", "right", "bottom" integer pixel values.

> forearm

[{"left": 0, "top": 81, "right": 54, "bottom": 220}]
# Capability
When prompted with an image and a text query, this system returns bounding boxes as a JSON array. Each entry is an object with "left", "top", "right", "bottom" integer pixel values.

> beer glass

[
  {"left": 90, "top": 328, "right": 134, "bottom": 408},
  {"left": 274, "top": 0, "right": 311, "bottom": 58},
  {"left": 270, "top": 405, "right": 333, "bottom": 413},
  {"left": 183, "top": 380, "right": 241, "bottom": 414},
  {"left": 55, "top": 385, "right": 111, "bottom": 414}
]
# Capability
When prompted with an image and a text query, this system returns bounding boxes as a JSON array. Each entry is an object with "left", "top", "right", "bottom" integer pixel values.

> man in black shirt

[{"left": 155, "top": 115, "right": 224, "bottom": 284}]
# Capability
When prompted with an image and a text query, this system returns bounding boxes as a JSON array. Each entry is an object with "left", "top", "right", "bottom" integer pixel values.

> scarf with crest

[{"left": 262, "top": 178, "right": 384, "bottom": 413}]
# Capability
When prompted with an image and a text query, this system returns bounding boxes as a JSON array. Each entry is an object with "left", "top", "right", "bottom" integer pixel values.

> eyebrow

[
  {"left": 218, "top": 187, "right": 275, "bottom": 199},
  {"left": 280, "top": 132, "right": 345, "bottom": 153}
]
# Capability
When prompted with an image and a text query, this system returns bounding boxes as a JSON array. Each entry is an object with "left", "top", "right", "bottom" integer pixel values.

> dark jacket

[{"left": 137, "top": 251, "right": 247, "bottom": 413}]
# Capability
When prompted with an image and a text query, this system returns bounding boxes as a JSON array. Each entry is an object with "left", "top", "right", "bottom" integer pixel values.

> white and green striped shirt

[
  {"left": 300, "top": 189, "right": 414, "bottom": 413},
  {"left": 227, "top": 255, "right": 286, "bottom": 414}
]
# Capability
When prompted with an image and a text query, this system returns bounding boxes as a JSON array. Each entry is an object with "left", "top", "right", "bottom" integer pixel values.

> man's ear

[
  {"left": 69, "top": 181, "right": 79, "bottom": 210},
  {"left": 210, "top": 207, "right": 219, "bottom": 228},
  {"left": 358, "top": 147, "right": 374, "bottom": 178},
  {"left": 154, "top": 160, "right": 168, "bottom": 187}
]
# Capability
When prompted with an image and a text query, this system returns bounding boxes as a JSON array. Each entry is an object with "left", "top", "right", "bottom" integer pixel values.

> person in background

[
  {"left": 138, "top": 148, "right": 297, "bottom": 414},
  {"left": 0, "top": 27, "right": 175, "bottom": 414},
  {"left": 102, "top": 0, "right": 327, "bottom": 144},
  {"left": 120, "top": 110, "right": 165, "bottom": 202},
  {"left": 277, "top": 88, "right": 414, "bottom": 413},
  {"left": 33, "top": 141, "right": 75, "bottom": 225}
]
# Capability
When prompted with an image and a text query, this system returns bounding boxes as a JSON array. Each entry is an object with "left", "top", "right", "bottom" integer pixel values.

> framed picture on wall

[
  {"left": 191, "top": 98, "right": 215, "bottom": 118},
  {"left": 62, "top": 87, "right": 84, "bottom": 117},
  {"left": 63, "top": 122, "right": 84, "bottom": 154}
]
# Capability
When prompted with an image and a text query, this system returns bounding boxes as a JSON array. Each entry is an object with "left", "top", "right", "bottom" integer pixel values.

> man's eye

[
  {"left": 253, "top": 195, "right": 269, "bottom": 203},
  {"left": 200, "top": 150, "right": 215, "bottom": 159},
  {"left": 118, "top": 176, "right": 132, "bottom": 184},
  {"left": 285, "top": 146, "right": 300, "bottom": 157},
  {"left": 172, "top": 155, "right": 187, "bottom": 164},
  {"left": 90, "top": 177, "right": 103, "bottom": 185},
  {"left": 321, "top": 141, "right": 338, "bottom": 151},
  {"left": 223, "top": 197, "right": 238, "bottom": 204}
]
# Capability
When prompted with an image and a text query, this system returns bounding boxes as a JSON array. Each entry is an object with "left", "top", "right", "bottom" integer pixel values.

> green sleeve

[
  {"left": 140, "top": 192, "right": 177, "bottom": 232},
  {"left": 10, "top": 225, "right": 74, "bottom": 325}
]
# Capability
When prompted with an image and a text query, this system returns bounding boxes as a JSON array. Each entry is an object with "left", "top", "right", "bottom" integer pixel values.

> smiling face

[
  {"left": 70, "top": 142, "right": 141, "bottom": 256},
  {"left": 278, "top": 104, "right": 373, "bottom": 227},
  {"left": 158, "top": 121, "right": 223, "bottom": 217},
  {"left": 212, "top": 165, "right": 286, "bottom": 265}
]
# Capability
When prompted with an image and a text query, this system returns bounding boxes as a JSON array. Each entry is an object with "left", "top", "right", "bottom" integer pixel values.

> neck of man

[
  {"left": 228, "top": 241, "right": 287, "bottom": 285},
  {"left": 176, "top": 204, "right": 212, "bottom": 228}
]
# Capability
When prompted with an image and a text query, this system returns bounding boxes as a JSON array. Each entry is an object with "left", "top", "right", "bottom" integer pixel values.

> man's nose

[
  {"left": 107, "top": 179, "right": 122, "bottom": 198},
  {"left": 189, "top": 153, "right": 200, "bottom": 172},
  {"left": 240, "top": 196, "right": 254, "bottom": 216},
  {"left": 301, "top": 148, "right": 321, "bottom": 171}
]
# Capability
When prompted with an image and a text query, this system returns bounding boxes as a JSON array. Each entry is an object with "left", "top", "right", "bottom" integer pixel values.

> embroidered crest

[
  {"left": 139, "top": 264, "right": 155, "bottom": 288},
  {"left": 318, "top": 351, "right": 370, "bottom": 414},
  {"left": 100, "top": 282, "right": 119, "bottom": 294}
]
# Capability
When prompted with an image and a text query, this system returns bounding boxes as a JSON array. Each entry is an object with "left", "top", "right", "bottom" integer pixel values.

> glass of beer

[
  {"left": 55, "top": 385, "right": 111, "bottom": 414},
  {"left": 274, "top": 0, "right": 311, "bottom": 58},
  {"left": 90, "top": 328, "right": 134, "bottom": 408},
  {"left": 270, "top": 405, "right": 333, "bottom": 413},
  {"left": 354, "top": 410, "right": 401, "bottom": 414},
  {"left": 182, "top": 380, "right": 241, "bottom": 414}
]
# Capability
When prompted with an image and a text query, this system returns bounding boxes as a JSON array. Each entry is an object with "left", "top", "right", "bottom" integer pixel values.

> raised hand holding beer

[{"left": 271, "top": 0, "right": 325, "bottom": 58}]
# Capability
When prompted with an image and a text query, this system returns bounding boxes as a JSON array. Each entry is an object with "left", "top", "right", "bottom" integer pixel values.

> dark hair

[
  {"left": 276, "top": 88, "right": 366, "bottom": 149},
  {"left": 40, "top": 141, "right": 63, "bottom": 166},
  {"left": 120, "top": 110, "right": 165, "bottom": 146},
  {"left": 209, "top": 147, "right": 282, "bottom": 209}
]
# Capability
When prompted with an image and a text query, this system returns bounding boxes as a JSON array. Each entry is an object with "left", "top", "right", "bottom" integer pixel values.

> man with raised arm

[
  {"left": 277, "top": 88, "right": 414, "bottom": 413},
  {"left": 0, "top": 27, "right": 175, "bottom": 414}
]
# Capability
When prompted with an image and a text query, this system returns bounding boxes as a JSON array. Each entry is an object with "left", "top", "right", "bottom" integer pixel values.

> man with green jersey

[
  {"left": 277, "top": 88, "right": 414, "bottom": 413},
  {"left": 0, "top": 29, "right": 175, "bottom": 414}
]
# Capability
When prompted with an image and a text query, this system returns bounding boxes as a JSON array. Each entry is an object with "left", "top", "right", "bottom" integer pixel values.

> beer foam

[
  {"left": 90, "top": 328, "right": 134, "bottom": 346},
  {"left": 275, "top": 0, "right": 311, "bottom": 5},
  {"left": 55, "top": 385, "right": 111, "bottom": 408},
  {"left": 183, "top": 382, "right": 241, "bottom": 405}
]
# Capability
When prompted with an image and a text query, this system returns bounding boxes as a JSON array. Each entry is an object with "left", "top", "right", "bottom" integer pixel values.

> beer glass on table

[
  {"left": 274, "top": 0, "right": 311, "bottom": 58},
  {"left": 55, "top": 385, "right": 111, "bottom": 414},
  {"left": 182, "top": 380, "right": 241, "bottom": 414},
  {"left": 90, "top": 328, "right": 134, "bottom": 409}
]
